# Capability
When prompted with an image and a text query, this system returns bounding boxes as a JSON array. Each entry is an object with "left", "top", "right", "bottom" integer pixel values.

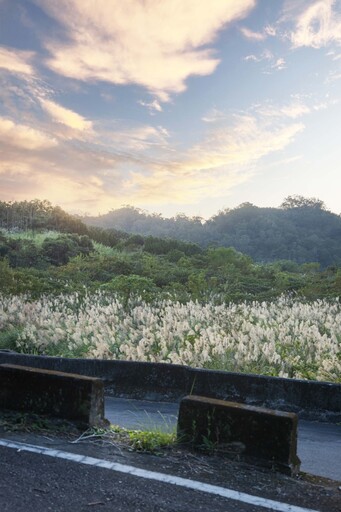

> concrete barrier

[
  {"left": 177, "top": 395, "right": 300, "bottom": 476},
  {"left": 187, "top": 367, "right": 340, "bottom": 422},
  {"left": 0, "top": 364, "right": 108, "bottom": 428},
  {"left": 0, "top": 352, "right": 339, "bottom": 422}
]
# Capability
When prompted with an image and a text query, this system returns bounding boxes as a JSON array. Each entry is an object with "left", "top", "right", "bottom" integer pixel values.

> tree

[{"left": 280, "top": 195, "right": 326, "bottom": 210}]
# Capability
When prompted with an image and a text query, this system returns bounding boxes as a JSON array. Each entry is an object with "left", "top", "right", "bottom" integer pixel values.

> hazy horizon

[{"left": 1, "top": 1, "right": 341, "bottom": 218}]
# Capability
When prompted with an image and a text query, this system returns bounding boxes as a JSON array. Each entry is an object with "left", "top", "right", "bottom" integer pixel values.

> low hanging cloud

[{"left": 33, "top": 0, "right": 256, "bottom": 100}]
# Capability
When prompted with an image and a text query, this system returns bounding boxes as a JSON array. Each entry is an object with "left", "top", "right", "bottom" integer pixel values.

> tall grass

[{"left": 0, "top": 292, "right": 340, "bottom": 383}]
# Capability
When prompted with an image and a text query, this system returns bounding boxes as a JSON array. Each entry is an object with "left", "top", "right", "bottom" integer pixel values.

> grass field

[{"left": 0, "top": 292, "right": 340, "bottom": 383}]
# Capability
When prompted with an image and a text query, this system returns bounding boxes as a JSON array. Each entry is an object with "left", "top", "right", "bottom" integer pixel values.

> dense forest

[
  {"left": 0, "top": 199, "right": 340, "bottom": 303},
  {"left": 83, "top": 196, "right": 341, "bottom": 268}
]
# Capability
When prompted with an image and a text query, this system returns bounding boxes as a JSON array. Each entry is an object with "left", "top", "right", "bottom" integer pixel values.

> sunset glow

[{"left": 0, "top": 0, "right": 340, "bottom": 217}]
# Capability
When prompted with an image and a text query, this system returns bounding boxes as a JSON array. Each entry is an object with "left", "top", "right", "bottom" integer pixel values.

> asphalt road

[
  {"left": 0, "top": 444, "right": 266, "bottom": 512},
  {"left": 1, "top": 436, "right": 340, "bottom": 512},
  {"left": 105, "top": 397, "right": 341, "bottom": 481}
]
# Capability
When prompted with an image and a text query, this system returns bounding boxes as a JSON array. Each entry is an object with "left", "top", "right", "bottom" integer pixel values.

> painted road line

[{"left": 0, "top": 438, "right": 319, "bottom": 512}]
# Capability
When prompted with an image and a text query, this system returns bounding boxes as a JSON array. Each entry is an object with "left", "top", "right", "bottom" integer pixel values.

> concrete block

[
  {"left": 0, "top": 364, "right": 108, "bottom": 428},
  {"left": 0, "top": 352, "right": 340, "bottom": 422},
  {"left": 177, "top": 395, "right": 300, "bottom": 475}
]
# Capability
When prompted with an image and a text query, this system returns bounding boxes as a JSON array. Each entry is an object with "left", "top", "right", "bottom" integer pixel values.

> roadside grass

[
  {"left": 72, "top": 424, "right": 178, "bottom": 454},
  {"left": 0, "top": 409, "right": 177, "bottom": 454}
]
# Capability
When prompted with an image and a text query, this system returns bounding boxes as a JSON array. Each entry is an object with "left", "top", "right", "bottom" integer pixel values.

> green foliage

[
  {"left": 42, "top": 234, "right": 94, "bottom": 266},
  {"left": 83, "top": 196, "right": 341, "bottom": 268},
  {"left": 127, "top": 429, "right": 176, "bottom": 453},
  {"left": 0, "top": 328, "right": 22, "bottom": 351},
  {"left": 0, "top": 198, "right": 341, "bottom": 302},
  {"left": 77, "top": 424, "right": 177, "bottom": 454},
  {"left": 101, "top": 274, "right": 157, "bottom": 303},
  {"left": 280, "top": 195, "right": 326, "bottom": 210}
]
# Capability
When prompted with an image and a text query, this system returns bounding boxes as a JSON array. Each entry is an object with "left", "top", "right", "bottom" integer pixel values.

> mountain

[{"left": 83, "top": 197, "right": 341, "bottom": 267}]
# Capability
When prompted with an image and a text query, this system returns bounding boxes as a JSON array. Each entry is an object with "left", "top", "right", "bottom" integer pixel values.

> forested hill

[
  {"left": 1, "top": 198, "right": 341, "bottom": 302},
  {"left": 1, "top": 197, "right": 341, "bottom": 267},
  {"left": 83, "top": 196, "right": 341, "bottom": 267}
]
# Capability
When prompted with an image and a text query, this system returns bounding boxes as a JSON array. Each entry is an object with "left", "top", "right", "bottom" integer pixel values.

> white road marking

[{"left": 0, "top": 438, "right": 319, "bottom": 512}]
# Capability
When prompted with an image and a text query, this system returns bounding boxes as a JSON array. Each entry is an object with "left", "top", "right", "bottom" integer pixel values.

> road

[
  {"left": 1, "top": 437, "right": 340, "bottom": 512},
  {"left": 0, "top": 398, "right": 340, "bottom": 512},
  {"left": 105, "top": 397, "right": 341, "bottom": 482}
]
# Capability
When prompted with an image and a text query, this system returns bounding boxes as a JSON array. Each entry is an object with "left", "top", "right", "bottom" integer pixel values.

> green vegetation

[
  {"left": 1, "top": 222, "right": 340, "bottom": 301},
  {"left": 0, "top": 199, "right": 339, "bottom": 301},
  {"left": 0, "top": 198, "right": 340, "bottom": 384},
  {"left": 84, "top": 195, "right": 341, "bottom": 268},
  {"left": 0, "top": 410, "right": 177, "bottom": 454}
]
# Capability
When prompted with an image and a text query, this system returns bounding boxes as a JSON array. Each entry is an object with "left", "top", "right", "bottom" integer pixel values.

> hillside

[
  {"left": 1, "top": 199, "right": 341, "bottom": 303},
  {"left": 83, "top": 196, "right": 341, "bottom": 267},
  {"left": 0, "top": 200, "right": 340, "bottom": 383}
]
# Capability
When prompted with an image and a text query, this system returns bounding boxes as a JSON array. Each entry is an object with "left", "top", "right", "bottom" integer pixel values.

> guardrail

[{"left": 0, "top": 351, "right": 339, "bottom": 422}]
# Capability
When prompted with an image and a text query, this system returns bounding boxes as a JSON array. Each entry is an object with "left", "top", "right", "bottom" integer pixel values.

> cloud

[
  {"left": 256, "top": 100, "right": 310, "bottom": 119},
  {"left": 290, "top": 0, "right": 341, "bottom": 49},
  {"left": 244, "top": 49, "right": 273, "bottom": 62},
  {"left": 122, "top": 113, "right": 305, "bottom": 205},
  {"left": 202, "top": 108, "right": 226, "bottom": 123},
  {"left": 264, "top": 25, "right": 277, "bottom": 37},
  {"left": 0, "top": 117, "right": 57, "bottom": 150},
  {"left": 240, "top": 24, "right": 276, "bottom": 41},
  {"left": 0, "top": 104, "right": 305, "bottom": 213},
  {"left": 240, "top": 27, "right": 266, "bottom": 41},
  {"left": 244, "top": 50, "right": 286, "bottom": 72},
  {"left": 272, "top": 57, "right": 286, "bottom": 70},
  {"left": 0, "top": 46, "right": 35, "bottom": 76},
  {"left": 40, "top": 99, "right": 93, "bottom": 132},
  {"left": 138, "top": 99, "right": 163, "bottom": 114},
  {"left": 33, "top": 0, "right": 256, "bottom": 99}
]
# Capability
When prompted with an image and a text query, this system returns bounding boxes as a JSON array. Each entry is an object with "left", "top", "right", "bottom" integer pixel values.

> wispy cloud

[
  {"left": 244, "top": 49, "right": 273, "bottom": 62},
  {"left": 240, "top": 27, "right": 266, "bottom": 41},
  {"left": 290, "top": 0, "right": 341, "bottom": 49},
  {"left": 254, "top": 99, "right": 310, "bottom": 119},
  {"left": 40, "top": 99, "right": 93, "bottom": 132},
  {"left": 0, "top": 46, "right": 35, "bottom": 76},
  {"left": 138, "top": 99, "right": 163, "bottom": 114},
  {"left": 201, "top": 108, "right": 226, "bottom": 123},
  {"left": 0, "top": 101, "right": 305, "bottom": 213},
  {"left": 120, "top": 112, "right": 305, "bottom": 205},
  {"left": 33, "top": 0, "right": 256, "bottom": 100},
  {"left": 272, "top": 57, "right": 286, "bottom": 70},
  {"left": 240, "top": 24, "right": 277, "bottom": 41},
  {"left": 0, "top": 116, "right": 57, "bottom": 150}
]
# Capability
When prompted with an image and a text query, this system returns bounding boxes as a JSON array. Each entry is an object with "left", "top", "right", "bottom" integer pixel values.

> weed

[
  {"left": 127, "top": 429, "right": 176, "bottom": 453},
  {"left": 72, "top": 423, "right": 177, "bottom": 454}
]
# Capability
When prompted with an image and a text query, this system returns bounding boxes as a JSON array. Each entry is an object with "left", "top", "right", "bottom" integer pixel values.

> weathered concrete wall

[
  {"left": 187, "top": 367, "right": 340, "bottom": 422},
  {"left": 177, "top": 395, "right": 300, "bottom": 476},
  {"left": 0, "top": 363, "right": 108, "bottom": 427},
  {"left": 0, "top": 351, "right": 339, "bottom": 422}
]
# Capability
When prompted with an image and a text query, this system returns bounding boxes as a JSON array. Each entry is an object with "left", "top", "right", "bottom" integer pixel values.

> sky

[{"left": 0, "top": 0, "right": 340, "bottom": 218}]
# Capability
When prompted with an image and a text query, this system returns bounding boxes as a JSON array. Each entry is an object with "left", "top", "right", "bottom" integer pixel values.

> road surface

[{"left": 0, "top": 436, "right": 340, "bottom": 512}]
